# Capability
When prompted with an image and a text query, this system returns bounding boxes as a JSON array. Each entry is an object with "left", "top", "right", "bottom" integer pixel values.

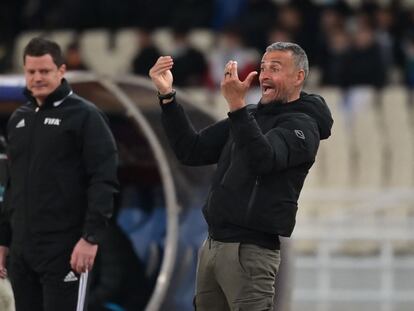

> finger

[
  {"left": 224, "top": 60, "right": 233, "bottom": 76},
  {"left": 88, "top": 258, "right": 94, "bottom": 269},
  {"left": 150, "top": 61, "right": 173, "bottom": 75},
  {"left": 150, "top": 65, "right": 173, "bottom": 76},
  {"left": 76, "top": 261, "right": 84, "bottom": 274},
  {"left": 85, "top": 262, "right": 93, "bottom": 271},
  {"left": 243, "top": 71, "right": 258, "bottom": 88},
  {"left": 223, "top": 61, "right": 235, "bottom": 80},
  {"left": 150, "top": 56, "right": 173, "bottom": 72},
  {"left": 0, "top": 267, "right": 7, "bottom": 278},
  {"left": 156, "top": 57, "right": 174, "bottom": 68},
  {"left": 156, "top": 55, "right": 173, "bottom": 64},
  {"left": 230, "top": 61, "right": 239, "bottom": 80}
]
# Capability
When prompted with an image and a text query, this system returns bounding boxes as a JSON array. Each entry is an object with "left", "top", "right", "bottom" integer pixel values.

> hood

[{"left": 256, "top": 91, "right": 333, "bottom": 140}]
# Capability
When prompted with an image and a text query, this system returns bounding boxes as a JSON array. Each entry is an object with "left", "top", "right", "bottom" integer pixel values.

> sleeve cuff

[
  {"left": 0, "top": 226, "right": 11, "bottom": 247},
  {"left": 159, "top": 98, "right": 178, "bottom": 111},
  {"left": 227, "top": 106, "right": 251, "bottom": 122}
]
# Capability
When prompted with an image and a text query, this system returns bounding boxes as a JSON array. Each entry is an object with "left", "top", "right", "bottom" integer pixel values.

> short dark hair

[{"left": 23, "top": 37, "right": 65, "bottom": 67}]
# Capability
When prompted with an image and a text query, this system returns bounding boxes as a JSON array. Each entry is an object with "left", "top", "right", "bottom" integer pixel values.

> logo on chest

[
  {"left": 44, "top": 117, "right": 61, "bottom": 126},
  {"left": 16, "top": 119, "right": 25, "bottom": 128}
]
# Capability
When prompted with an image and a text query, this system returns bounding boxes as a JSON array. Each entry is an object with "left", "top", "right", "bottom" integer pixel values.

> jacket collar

[
  {"left": 23, "top": 78, "right": 72, "bottom": 109},
  {"left": 255, "top": 91, "right": 333, "bottom": 140},
  {"left": 256, "top": 91, "right": 305, "bottom": 115}
]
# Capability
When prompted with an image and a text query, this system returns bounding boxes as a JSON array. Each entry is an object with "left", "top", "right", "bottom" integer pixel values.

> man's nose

[
  {"left": 33, "top": 71, "right": 42, "bottom": 80},
  {"left": 259, "top": 72, "right": 270, "bottom": 82}
]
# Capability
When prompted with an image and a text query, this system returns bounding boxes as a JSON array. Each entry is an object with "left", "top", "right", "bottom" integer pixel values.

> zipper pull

[{"left": 35, "top": 107, "right": 39, "bottom": 113}]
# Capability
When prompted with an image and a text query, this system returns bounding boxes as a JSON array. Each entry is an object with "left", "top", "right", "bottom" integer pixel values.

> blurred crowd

[{"left": 1, "top": 0, "right": 414, "bottom": 88}]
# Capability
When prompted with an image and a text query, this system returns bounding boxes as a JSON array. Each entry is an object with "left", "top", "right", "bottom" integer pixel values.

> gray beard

[{"left": 259, "top": 97, "right": 288, "bottom": 105}]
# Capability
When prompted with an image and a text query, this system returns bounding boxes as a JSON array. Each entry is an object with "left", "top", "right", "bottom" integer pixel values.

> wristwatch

[
  {"left": 157, "top": 89, "right": 176, "bottom": 101},
  {"left": 82, "top": 233, "right": 98, "bottom": 245}
]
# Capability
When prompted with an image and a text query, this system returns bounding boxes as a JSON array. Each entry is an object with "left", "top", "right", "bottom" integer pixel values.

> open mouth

[{"left": 262, "top": 86, "right": 275, "bottom": 95}]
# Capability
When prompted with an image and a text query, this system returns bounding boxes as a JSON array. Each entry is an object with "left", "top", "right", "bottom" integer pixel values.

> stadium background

[{"left": 1, "top": 0, "right": 414, "bottom": 310}]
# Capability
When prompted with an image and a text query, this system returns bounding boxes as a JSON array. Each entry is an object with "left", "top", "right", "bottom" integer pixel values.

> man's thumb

[{"left": 243, "top": 71, "right": 258, "bottom": 87}]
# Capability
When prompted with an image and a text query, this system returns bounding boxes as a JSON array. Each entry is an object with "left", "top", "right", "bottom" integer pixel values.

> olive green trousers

[{"left": 194, "top": 238, "right": 281, "bottom": 311}]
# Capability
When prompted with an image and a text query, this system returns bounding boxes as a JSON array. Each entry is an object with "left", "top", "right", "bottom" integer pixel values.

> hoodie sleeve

[
  {"left": 0, "top": 188, "right": 11, "bottom": 247},
  {"left": 0, "top": 142, "right": 11, "bottom": 247},
  {"left": 228, "top": 108, "right": 320, "bottom": 175},
  {"left": 81, "top": 107, "right": 119, "bottom": 244},
  {"left": 161, "top": 98, "right": 230, "bottom": 166}
]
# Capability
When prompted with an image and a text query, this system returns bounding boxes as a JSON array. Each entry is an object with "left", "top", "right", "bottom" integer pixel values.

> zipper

[
  {"left": 246, "top": 176, "right": 260, "bottom": 219},
  {"left": 220, "top": 142, "right": 235, "bottom": 185},
  {"left": 24, "top": 106, "right": 40, "bottom": 242}
]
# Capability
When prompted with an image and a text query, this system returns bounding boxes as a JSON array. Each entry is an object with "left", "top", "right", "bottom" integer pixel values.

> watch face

[
  {"left": 158, "top": 90, "right": 176, "bottom": 100},
  {"left": 84, "top": 234, "right": 97, "bottom": 244}
]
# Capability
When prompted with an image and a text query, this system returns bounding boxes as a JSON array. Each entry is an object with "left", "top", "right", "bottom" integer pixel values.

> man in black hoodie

[
  {"left": 0, "top": 37, "right": 119, "bottom": 311},
  {"left": 149, "top": 42, "right": 333, "bottom": 311}
]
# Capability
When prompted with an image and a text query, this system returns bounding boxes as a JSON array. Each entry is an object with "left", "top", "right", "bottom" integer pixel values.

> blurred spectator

[
  {"left": 399, "top": 7, "right": 414, "bottom": 73},
  {"left": 316, "top": 5, "right": 347, "bottom": 68},
  {"left": 267, "top": 26, "right": 293, "bottom": 45},
  {"left": 211, "top": 0, "right": 247, "bottom": 30},
  {"left": 64, "top": 40, "right": 88, "bottom": 71},
  {"left": 88, "top": 221, "right": 151, "bottom": 311},
  {"left": 402, "top": 34, "right": 414, "bottom": 88},
  {"left": 341, "top": 19, "right": 386, "bottom": 88},
  {"left": 273, "top": 3, "right": 320, "bottom": 63},
  {"left": 132, "top": 28, "right": 161, "bottom": 77},
  {"left": 0, "top": 0, "right": 22, "bottom": 73},
  {"left": 0, "top": 42, "right": 13, "bottom": 74},
  {"left": 169, "top": 26, "right": 209, "bottom": 87},
  {"left": 327, "top": 0, "right": 353, "bottom": 16},
  {"left": 319, "top": 28, "right": 350, "bottom": 87},
  {"left": 360, "top": 0, "right": 380, "bottom": 17},
  {"left": 238, "top": 0, "right": 278, "bottom": 52},
  {"left": 374, "top": 7, "right": 397, "bottom": 70},
  {"left": 209, "top": 24, "right": 260, "bottom": 88},
  {"left": 277, "top": 4, "right": 303, "bottom": 36},
  {"left": 289, "top": 0, "right": 320, "bottom": 65},
  {"left": 316, "top": 6, "right": 349, "bottom": 86},
  {"left": 171, "top": 0, "right": 214, "bottom": 29},
  {"left": 388, "top": 0, "right": 406, "bottom": 69}
]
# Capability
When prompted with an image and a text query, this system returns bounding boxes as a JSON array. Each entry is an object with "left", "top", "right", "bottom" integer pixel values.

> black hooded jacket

[
  {"left": 0, "top": 79, "right": 119, "bottom": 250},
  {"left": 161, "top": 92, "right": 333, "bottom": 249}
]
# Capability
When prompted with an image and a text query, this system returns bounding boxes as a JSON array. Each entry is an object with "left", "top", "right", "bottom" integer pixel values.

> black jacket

[
  {"left": 0, "top": 79, "right": 119, "bottom": 250},
  {"left": 161, "top": 92, "right": 332, "bottom": 248}
]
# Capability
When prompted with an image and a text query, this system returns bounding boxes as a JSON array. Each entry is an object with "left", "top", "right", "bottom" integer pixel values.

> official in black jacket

[
  {"left": 150, "top": 42, "right": 333, "bottom": 310},
  {"left": 0, "top": 37, "right": 119, "bottom": 311}
]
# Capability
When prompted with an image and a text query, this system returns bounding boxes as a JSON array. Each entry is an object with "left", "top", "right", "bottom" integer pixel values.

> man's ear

[
  {"left": 58, "top": 64, "right": 66, "bottom": 76},
  {"left": 295, "top": 69, "right": 305, "bottom": 87}
]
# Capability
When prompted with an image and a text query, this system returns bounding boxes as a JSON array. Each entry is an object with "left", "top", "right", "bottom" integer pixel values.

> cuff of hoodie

[
  {"left": 82, "top": 223, "right": 107, "bottom": 245},
  {"left": 0, "top": 224, "right": 11, "bottom": 247},
  {"left": 227, "top": 105, "right": 251, "bottom": 121},
  {"left": 159, "top": 97, "right": 178, "bottom": 111}
]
